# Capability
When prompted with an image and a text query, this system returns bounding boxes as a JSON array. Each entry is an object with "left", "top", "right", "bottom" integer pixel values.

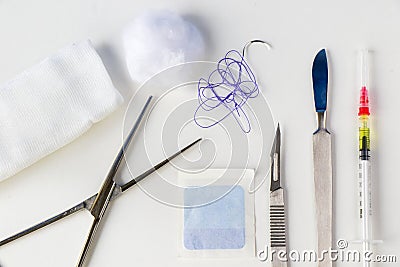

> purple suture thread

[{"left": 194, "top": 50, "right": 259, "bottom": 133}]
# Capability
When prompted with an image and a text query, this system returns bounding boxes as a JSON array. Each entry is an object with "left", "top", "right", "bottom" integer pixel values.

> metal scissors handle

[
  {"left": 76, "top": 96, "right": 151, "bottom": 266},
  {"left": 0, "top": 138, "right": 201, "bottom": 247}
]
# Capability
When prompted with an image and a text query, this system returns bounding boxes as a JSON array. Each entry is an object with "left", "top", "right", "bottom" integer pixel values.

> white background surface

[{"left": 0, "top": 0, "right": 400, "bottom": 266}]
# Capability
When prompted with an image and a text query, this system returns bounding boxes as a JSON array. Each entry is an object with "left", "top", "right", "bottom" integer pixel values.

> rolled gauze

[{"left": 0, "top": 40, "right": 123, "bottom": 182}]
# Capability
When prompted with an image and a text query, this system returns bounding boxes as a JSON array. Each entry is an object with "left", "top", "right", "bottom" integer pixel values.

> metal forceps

[
  {"left": 269, "top": 124, "right": 288, "bottom": 267},
  {"left": 0, "top": 96, "right": 202, "bottom": 267}
]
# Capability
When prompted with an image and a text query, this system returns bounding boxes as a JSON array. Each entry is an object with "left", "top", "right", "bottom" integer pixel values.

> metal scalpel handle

[
  {"left": 312, "top": 48, "right": 333, "bottom": 267},
  {"left": 313, "top": 131, "right": 333, "bottom": 267},
  {"left": 270, "top": 188, "right": 287, "bottom": 267}
]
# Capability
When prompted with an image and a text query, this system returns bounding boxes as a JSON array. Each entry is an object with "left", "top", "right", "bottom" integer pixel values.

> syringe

[{"left": 358, "top": 50, "right": 372, "bottom": 267}]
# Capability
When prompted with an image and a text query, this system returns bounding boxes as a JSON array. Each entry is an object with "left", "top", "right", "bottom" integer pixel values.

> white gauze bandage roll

[{"left": 0, "top": 40, "right": 123, "bottom": 181}]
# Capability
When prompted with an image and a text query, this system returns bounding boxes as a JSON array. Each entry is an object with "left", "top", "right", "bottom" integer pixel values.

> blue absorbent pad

[{"left": 183, "top": 185, "right": 245, "bottom": 250}]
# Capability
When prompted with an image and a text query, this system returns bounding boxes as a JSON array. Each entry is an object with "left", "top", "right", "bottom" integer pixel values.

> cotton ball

[{"left": 123, "top": 10, "right": 205, "bottom": 84}]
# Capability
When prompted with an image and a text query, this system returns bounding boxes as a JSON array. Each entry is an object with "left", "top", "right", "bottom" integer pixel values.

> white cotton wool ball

[{"left": 123, "top": 10, "right": 205, "bottom": 84}]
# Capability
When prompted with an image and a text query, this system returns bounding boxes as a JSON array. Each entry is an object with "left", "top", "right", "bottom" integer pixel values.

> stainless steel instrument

[
  {"left": 312, "top": 49, "right": 333, "bottom": 267},
  {"left": 75, "top": 96, "right": 154, "bottom": 267},
  {"left": 269, "top": 124, "right": 288, "bottom": 267},
  {"left": 0, "top": 138, "right": 200, "bottom": 248}
]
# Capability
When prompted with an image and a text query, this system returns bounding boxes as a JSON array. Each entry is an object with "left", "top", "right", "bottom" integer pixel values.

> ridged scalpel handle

[{"left": 270, "top": 188, "right": 287, "bottom": 267}]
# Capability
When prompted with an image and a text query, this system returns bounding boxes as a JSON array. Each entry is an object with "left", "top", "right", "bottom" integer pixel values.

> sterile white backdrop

[{"left": 0, "top": 0, "right": 400, "bottom": 266}]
